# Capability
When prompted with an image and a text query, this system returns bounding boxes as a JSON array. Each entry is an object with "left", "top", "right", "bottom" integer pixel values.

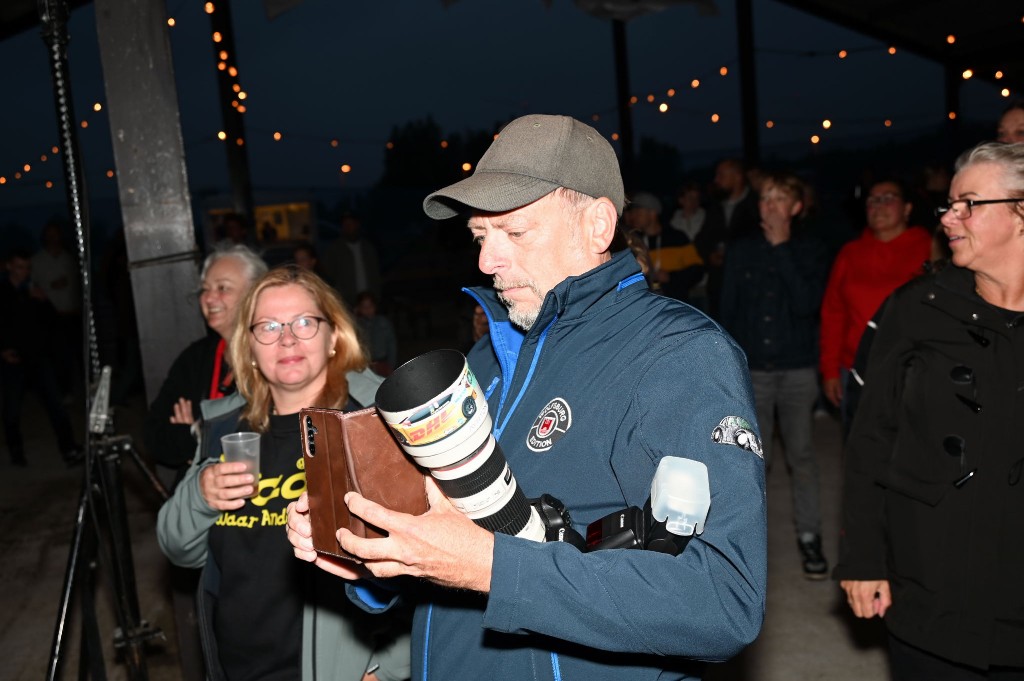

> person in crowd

[
  {"left": 668, "top": 182, "right": 712, "bottom": 309},
  {"left": 0, "top": 251, "right": 81, "bottom": 466},
  {"left": 322, "top": 211, "right": 382, "bottom": 305},
  {"left": 836, "top": 141, "right": 1024, "bottom": 679},
  {"left": 353, "top": 290, "right": 397, "bottom": 376},
  {"left": 996, "top": 100, "right": 1024, "bottom": 144},
  {"left": 720, "top": 172, "right": 830, "bottom": 579},
  {"left": 286, "top": 114, "right": 766, "bottom": 681},
  {"left": 292, "top": 242, "right": 320, "bottom": 275},
  {"left": 702, "top": 158, "right": 761, "bottom": 317},
  {"left": 144, "top": 245, "right": 267, "bottom": 681},
  {"left": 145, "top": 245, "right": 268, "bottom": 486},
  {"left": 157, "top": 266, "right": 410, "bottom": 681},
  {"left": 32, "top": 221, "right": 81, "bottom": 398},
  {"left": 819, "top": 178, "right": 931, "bottom": 437},
  {"left": 471, "top": 303, "right": 489, "bottom": 342},
  {"left": 625, "top": 191, "right": 703, "bottom": 301},
  {"left": 213, "top": 212, "right": 255, "bottom": 250}
]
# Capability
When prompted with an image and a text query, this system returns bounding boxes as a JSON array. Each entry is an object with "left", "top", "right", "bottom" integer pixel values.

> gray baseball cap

[{"left": 423, "top": 114, "right": 625, "bottom": 220}]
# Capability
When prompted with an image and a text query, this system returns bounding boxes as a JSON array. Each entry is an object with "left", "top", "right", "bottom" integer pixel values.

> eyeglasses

[
  {"left": 865, "top": 193, "right": 903, "bottom": 206},
  {"left": 249, "top": 316, "right": 328, "bottom": 345},
  {"left": 934, "top": 198, "right": 1022, "bottom": 219}
]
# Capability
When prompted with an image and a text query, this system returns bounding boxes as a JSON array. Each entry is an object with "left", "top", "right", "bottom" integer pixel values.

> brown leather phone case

[{"left": 301, "top": 406, "right": 428, "bottom": 561}]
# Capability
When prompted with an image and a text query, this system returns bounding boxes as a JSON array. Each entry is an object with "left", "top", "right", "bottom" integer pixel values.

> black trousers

[{"left": 889, "top": 634, "right": 1024, "bottom": 681}]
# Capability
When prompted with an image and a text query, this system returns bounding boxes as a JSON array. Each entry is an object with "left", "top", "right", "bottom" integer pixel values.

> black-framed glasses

[
  {"left": 935, "top": 198, "right": 1022, "bottom": 219},
  {"left": 249, "top": 316, "right": 327, "bottom": 345}
]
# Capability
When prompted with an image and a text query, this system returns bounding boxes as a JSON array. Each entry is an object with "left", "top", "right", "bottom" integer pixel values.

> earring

[
  {"left": 329, "top": 348, "right": 336, "bottom": 357},
  {"left": 251, "top": 360, "right": 257, "bottom": 367}
]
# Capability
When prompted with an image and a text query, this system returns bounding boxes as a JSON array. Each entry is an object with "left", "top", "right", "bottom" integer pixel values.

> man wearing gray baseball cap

[{"left": 288, "top": 114, "right": 767, "bottom": 681}]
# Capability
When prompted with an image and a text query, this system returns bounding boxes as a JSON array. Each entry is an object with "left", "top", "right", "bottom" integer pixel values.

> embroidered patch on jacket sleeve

[{"left": 710, "top": 416, "right": 764, "bottom": 459}]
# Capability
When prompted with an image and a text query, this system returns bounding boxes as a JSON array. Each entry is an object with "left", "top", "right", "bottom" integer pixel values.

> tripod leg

[
  {"left": 125, "top": 441, "right": 170, "bottom": 501},
  {"left": 47, "top": 484, "right": 89, "bottom": 681},
  {"left": 95, "top": 449, "right": 149, "bottom": 681},
  {"left": 78, "top": 534, "right": 108, "bottom": 681}
]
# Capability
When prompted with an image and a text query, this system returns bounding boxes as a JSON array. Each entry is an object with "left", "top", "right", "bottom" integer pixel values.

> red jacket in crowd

[{"left": 819, "top": 226, "right": 932, "bottom": 382}]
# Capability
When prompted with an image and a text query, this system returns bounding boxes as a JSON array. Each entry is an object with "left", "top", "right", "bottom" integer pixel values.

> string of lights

[{"left": 1, "top": 11, "right": 1015, "bottom": 188}]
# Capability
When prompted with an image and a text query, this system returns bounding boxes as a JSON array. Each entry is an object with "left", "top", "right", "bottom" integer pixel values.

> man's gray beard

[{"left": 496, "top": 291, "right": 540, "bottom": 331}]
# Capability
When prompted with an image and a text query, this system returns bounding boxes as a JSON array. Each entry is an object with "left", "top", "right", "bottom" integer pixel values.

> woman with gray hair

[
  {"left": 144, "top": 244, "right": 268, "bottom": 483},
  {"left": 835, "top": 142, "right": 1024, "bottom": 678}
]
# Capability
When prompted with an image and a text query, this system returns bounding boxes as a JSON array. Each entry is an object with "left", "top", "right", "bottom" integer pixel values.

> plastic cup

[{"left": 221, "top": 432, "right": 261, "bottom": 498}]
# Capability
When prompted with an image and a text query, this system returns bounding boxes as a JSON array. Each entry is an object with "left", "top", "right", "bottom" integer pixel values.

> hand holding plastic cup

[{"left": 221, "top": 432, "right": 261, "bottom": 499}]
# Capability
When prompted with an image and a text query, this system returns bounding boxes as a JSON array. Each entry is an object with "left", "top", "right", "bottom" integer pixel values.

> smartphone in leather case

[{"left": 301, "top": 406, "right": 428, "bottom": 561}]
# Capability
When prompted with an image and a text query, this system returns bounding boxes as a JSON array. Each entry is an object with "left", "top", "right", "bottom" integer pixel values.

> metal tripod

[
  {"left": 46, "top": 372, "right": 169, "bottom": 681},
  {"left": 39, "top": 0, "right": 169, "bottom": 678}
]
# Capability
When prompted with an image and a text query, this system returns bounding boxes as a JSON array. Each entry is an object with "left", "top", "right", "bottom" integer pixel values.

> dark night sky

[{"left": 0, "top": 0, "right": 1009, "bottom": 229}]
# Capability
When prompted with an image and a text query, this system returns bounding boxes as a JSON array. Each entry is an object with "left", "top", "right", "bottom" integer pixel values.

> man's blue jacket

[{"left": 398, "top": 250, "right": 766, "bottom": 681}]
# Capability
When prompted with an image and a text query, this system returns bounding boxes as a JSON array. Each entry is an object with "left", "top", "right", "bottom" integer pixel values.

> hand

[
  {"left": 198, "top": 461, "right": 255, "bottom": 511},
  {"left": 840, "top": 579, "right": 891, "bottom": 618},
  {"left": 760, "top": 216, "right": 791, "bottom": 246},
  {"left": 823, "top": 377, "right": 843, "bottom": 407},
  {"left": 169, "top": 397, "right": 195, "bottom": 425},
  {"left": 338, "top": 477, "right": 495, "bottom": 592},
  {"left": 286, "top": 493, "right": 371, "bottom": 581}
]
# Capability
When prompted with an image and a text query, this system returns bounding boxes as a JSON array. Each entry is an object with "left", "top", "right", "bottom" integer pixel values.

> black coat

[
  {"left": 719, "top": 232, "right": 827, "bottom": 371},
  {"left": 836, "top": 265, "right": 1024, "bottom": 669},
  {"left": 144, "top": 333, "right": 234, "bottom": 472}
]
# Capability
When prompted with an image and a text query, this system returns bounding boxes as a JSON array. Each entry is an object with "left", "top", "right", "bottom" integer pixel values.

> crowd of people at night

[{"left": 3, "top": 100, "right": 1024, "bottom": 681}]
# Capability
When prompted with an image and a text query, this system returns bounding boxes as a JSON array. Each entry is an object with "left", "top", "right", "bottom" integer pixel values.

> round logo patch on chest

[{"left": 527, "top": 398, "right": 572, "bottom": 452}]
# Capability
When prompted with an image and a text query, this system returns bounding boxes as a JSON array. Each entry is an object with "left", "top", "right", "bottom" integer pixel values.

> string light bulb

[
  {"left": 719, "top": 66, "right": 728, "bottom": 76},
  {"left": 611, "top": 133, "right": 620, "bottom": 141},
  {"left": 884, "top": 119, "right": 893, "bottom": 127},
  {"left": 838, "top": 50, "right": 847, "bottom": 59},
  {"left": 646, "top": 94, "right": 655, "bottom": 103},
  {"left": 659, "top": 103, "right": 669, "bottom": 113},
  {"left": 765, "top": 120, "right": 774, "bottom": 129},
  {"left": 1002, "top": 88, "right": 1011, "bottom": 97},
  {"left": 167, "top": 17, "right": 175, "bottom": 27},
  {"left": 461, "top": 163, "right": 472, "bottom": 172},
  {"left": 710, "top": 113, "right": 720, "bottom": 123},
  {"left": 217, "top": 131, "right": 227, "bottom": 140},
  {"left": 213, "top": 32, "right": 222, "bottom": 43},
  {"left": 810, "top": 135, "right": 820, "bottom": 144},
  {"left": 205, "top": 2, "right": 215, "bottom": 13},
  {"left": 340, "top": 164, "right": 351, "bottom": 173},
  {"left": 691, "top": 79, "right": 700, "bottom": 88},
  {"left": 948, "top": 112, "right": 957, "bottom": 120},
  {"left": 995, "top": 71, "right": 1004, "bottom": 79},
  {"left": 946, "top": 34, "right": 955, "bottom": 44},
  {"left": 962, "top": 69, "right": 973, "bottom": 80},
  {"left": 93, "top": 102, "right": 102, "bottom": 112},
  {"left": 667, "top": 88, "right": 675, "bottom": 97},
  {"left": 822, "top": 119, "right": 832, "bottom": 129},
  {"left": 273, "top": 132, "right": 282, "bottom": 141},
  {"left": 887, "top": 46, "right": 896, "bottom": 55}
]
